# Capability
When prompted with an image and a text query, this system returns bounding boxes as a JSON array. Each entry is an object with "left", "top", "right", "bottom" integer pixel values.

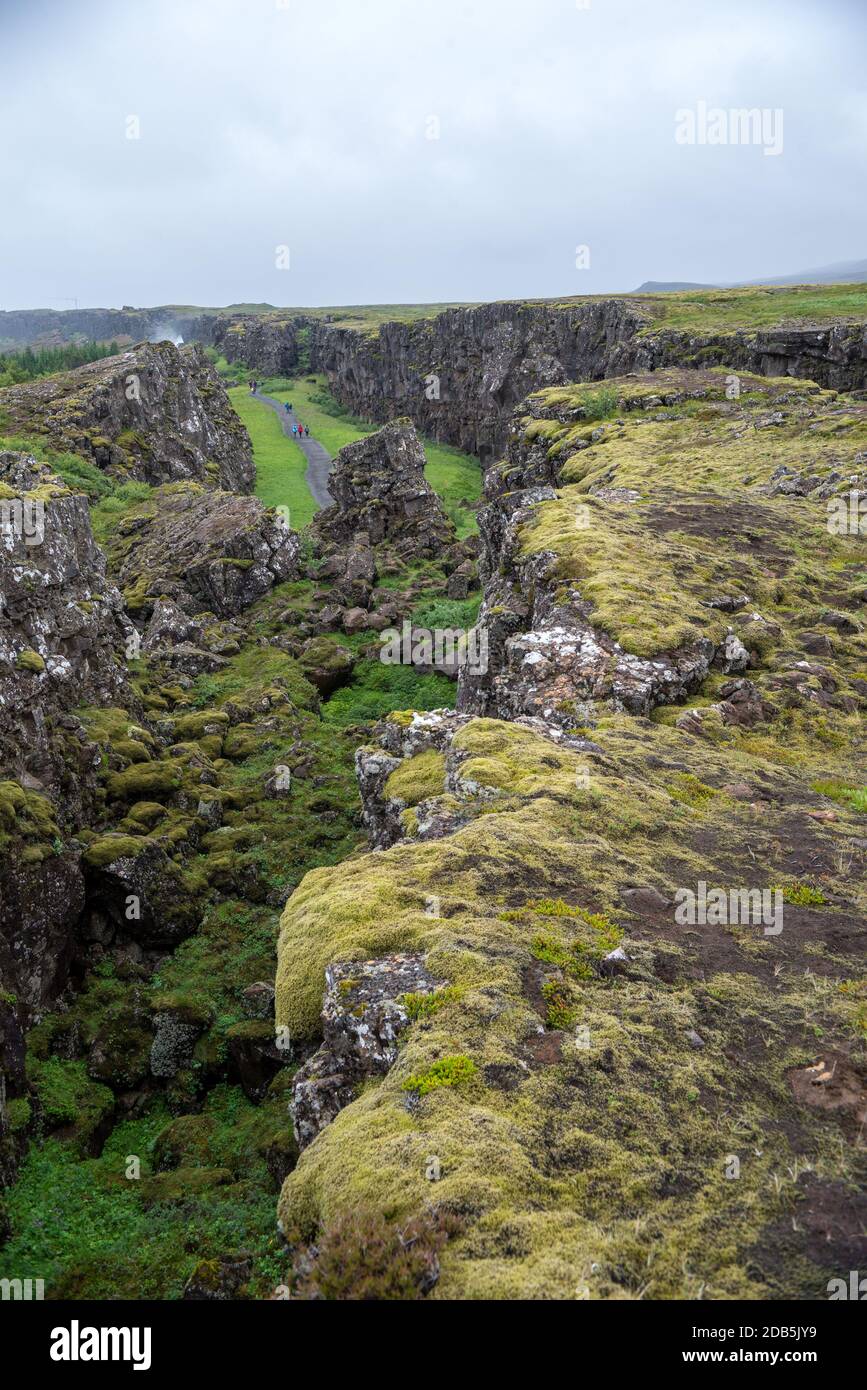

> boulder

[
  {"left": 292, "top": 954, "right": 442, "bottom": 1149},
  {"left": 313, "top": 418, "right": 456, "bottom": 559},
  {"left": 113, "top": 483, "right": 300, "bottom": 619}
]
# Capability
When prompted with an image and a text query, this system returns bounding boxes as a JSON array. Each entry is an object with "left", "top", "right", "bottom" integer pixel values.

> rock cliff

[
  {"left": 274, "top": 363, "right": 867, "bottom": 1300},
  {"left": 0, "top": 450, "right": 132, "bottom": 1028},
  {"left": 208, "top": 296, "right": 867, "bottom": 465},
  {"left": 0, "top": 342, "right": 254, "bottom": 492}
]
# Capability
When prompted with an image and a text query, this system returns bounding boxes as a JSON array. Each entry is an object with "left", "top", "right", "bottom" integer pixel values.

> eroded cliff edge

[
  {"left": 211, "top": 293, "right": 867, "bottom": 463},
  {"left": 274, "top": 366, "right": 867, "bottom": 1300}
]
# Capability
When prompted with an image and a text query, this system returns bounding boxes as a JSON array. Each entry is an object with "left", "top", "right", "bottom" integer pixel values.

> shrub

[{"left": 291, "top": 1208, "right": 458, "bottom": 1300}]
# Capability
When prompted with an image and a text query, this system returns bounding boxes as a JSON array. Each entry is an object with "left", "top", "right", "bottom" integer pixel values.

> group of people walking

[
  {"left": 283, "top": 401, "right": 309, "bottom": 436},
  {"left": 248, "top": 382, "right": 311, "bottom": 437}
]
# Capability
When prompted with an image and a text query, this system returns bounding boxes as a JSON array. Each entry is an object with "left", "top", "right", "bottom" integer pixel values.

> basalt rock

[
  {"left": 458, "top": 480, "right": 717, "bottom": 727},
  {"left": 0, "top": 451, "right": 131, "bottom": 1016},
  {"left": 112, "top": 482, "right": 300, "bottom": 619},
  {"left": 83, "top": 839, "right": 201, "bottom": 949},
  {"left": 311, "top": 418, "right": 456, "bottom": 560},
  {"left": 0, "top": 341, "right": 254, "bottom": 492},
  {"left": 209, "top": 314, "right": 302, "bottom": 377},
  {"left": 297, "top": 635, "right": 357, "bottom": 696},
  {"left": 356, "top": 708, "right": 603, "bottom": 849},
  {"left": 291, "top": 954, "right": 442, "bottom": 1149},
  {"left": 211, "top": 299, "right": 867, "bottom": 464}
]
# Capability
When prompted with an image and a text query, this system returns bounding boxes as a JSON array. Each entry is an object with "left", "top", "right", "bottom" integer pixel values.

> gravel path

[{"left": 253, "top": 391, "right": 333, "bottom": 509}]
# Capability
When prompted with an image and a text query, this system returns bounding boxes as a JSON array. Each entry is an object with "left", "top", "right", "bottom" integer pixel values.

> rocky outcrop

[
  {"left": 308, "top": 300, "right": 649, "bottom": 461},
  {"left": 312, "top": 418, "right": 455, "bottom": 560},
  {"left": 208, "top": 298, "right": 867, "bottom": 466},
  {"left": 109, "top": 481, "right": 300, "bottom": 619},
  {"left": 456, "top": 369, "right": 867, "bottom": 727},
  {"left": 0, "top": 342, "right": 254, "bottom": 493},
  {"left": 641, "top": 319, "right": 867, "bottom": 393},
  {"left": 457, "top": 479, "right": 719, "bottom": 727},
  {"left": 209, "top": 315, "right": 301, "bottom": 377},
  {"left": 356, "top": 708, "right": 603, "bottom": 849},
  {"left": 0, "top": 450, "right": 131, "bottom": 801},
  {"left": 0, "top": 451, "right": 132, "bottom": 1020},
  {"left": 291, "top": 954, "right": 442, "bottom": 1149}
]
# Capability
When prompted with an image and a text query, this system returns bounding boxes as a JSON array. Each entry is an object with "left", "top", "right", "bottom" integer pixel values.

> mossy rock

[
  {"left": 15, "top": 649, "right": 45, "bottom": 673},
  {"left": 106, "top": 763, "right": 182, "bottom": 802},
  {"left": 83, "top": 834, "right": 148, "bottom": 869},
  {"left": 384, "top": 750, "right": 446, "bottom": 807}
]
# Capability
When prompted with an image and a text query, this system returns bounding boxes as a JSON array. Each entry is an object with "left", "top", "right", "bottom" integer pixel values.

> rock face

[
  {"left": 0, "top": 451, "right": 131, "bottom": 798},
  {"left": 209, "top": 315, "right": 301, "bottom": 377},
  {"left": 457, "top": 369, "right": 867, "bottom": 726},
  {"left": 0, "top": 305, "right": 211, "bottom": 351},
  {"left": 0, "top": 451, "right": 131, "bottom": 1017},
  {"left": 210, "top": 299, "right": 867, "bottom": 465},
  {"left": 0, "top": 306, "right": 157, "bottom": 349},
  {"left": 356, "top": 708, "right": 602, "bottom": 849},
  {"left": 109, "top": 481, "right": 300, "bottom": 619},
  {"left": 291, "top": 954, "right": 441, "bottom": 1149},
  {"left": 457, "top": 471, "right": 717, "bottom": 726},
  {"left": 313, "top": 418, "right": 455, "bottom": 558},
  {"left": 0, "top": 341, "right": 254, "bottom": 493}
]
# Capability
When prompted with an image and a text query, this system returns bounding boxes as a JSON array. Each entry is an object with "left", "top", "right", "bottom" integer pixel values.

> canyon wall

[
  {"left": 210, "top": 300, "right": 867, "bottom": 462},
  {"left": 0, "top": 341, "right": 254, "bottom": 492}
]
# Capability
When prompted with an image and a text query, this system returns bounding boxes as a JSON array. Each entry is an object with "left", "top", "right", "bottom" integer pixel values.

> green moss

[
  {"left": 402, "top": 1055, "right": 478, "bottom": 1096},
  {"left": 384, "top": 750, "right": 446, "bottom": 806},
  {"left": 16, "top": 649, "right": 45, "bottom": 673},
  {"left": 6, "top": 1097, "right": 32, "bottom": 1133},
  {"left": 0, "top": 781, "right": 60, "bottom": 848},
  {"left": 83, "top": 835, "right": 149, "bottom": 869},
  {"left": 29, "top": 1059, "right": 114, "bottom": 1152},
  {"left": 667, "top": 773, "right": 718, "bottom": 808},
  {"left": 401, "top": 987, "right": 462, "bottom": 1021},
  {"left": 106, "top": 764, "right": 182, "bottom": 802}
]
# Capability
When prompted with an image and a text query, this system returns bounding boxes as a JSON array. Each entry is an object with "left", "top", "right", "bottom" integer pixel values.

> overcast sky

[{"left": 1, "top": 0, "right": 865, "bottom": 310}]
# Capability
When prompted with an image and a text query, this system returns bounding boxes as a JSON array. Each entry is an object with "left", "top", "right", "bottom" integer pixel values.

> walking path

[{"left": 253, "top": 390, "right": 333, "bottom": 509}]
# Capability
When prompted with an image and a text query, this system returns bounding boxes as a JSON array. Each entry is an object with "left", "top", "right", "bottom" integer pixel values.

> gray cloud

[{"left": 0, "top": 0, "right": 864, "bottom": 308}]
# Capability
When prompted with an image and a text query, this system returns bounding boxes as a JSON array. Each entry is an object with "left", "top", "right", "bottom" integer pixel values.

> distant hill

[
  {"left": 740, "top": 258, "right": 867, "bottom": 287},
  {"left": 634, "top": 258, "right": 867, "bottom": 294},
  {"left": 634, "top": 281, "right": 717, "bottom": 293}
]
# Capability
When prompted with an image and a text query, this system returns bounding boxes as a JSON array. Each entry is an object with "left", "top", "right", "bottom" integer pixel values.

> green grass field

[
  {"left": 256, "top": 374, "right": 481, "bottom": 537},
  {"left": 632, "top": 281, "right": 867, "bottom": 334},
  {"left": 228, "top": 385, "right": 316, "bottom": 530}
]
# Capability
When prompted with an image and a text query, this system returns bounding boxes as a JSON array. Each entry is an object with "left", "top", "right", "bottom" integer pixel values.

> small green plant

[
  {"left": 401, "top": 987, "right": 460, "bottom": 1021},
  {"left": 774, "top": 881, "right": 828, "bottom": 907},
  {"left": 811, "top": 778, "right": 867, "bottom": 813},
  {"left": 541, "top": 981, "right": 578, "bottom": 1030},
  {"left": 667, "top": 773, "right": 717, "bottom": 808},
  {"left": 403, "top": 1055, "right": 478, "bottom": 1096}
]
